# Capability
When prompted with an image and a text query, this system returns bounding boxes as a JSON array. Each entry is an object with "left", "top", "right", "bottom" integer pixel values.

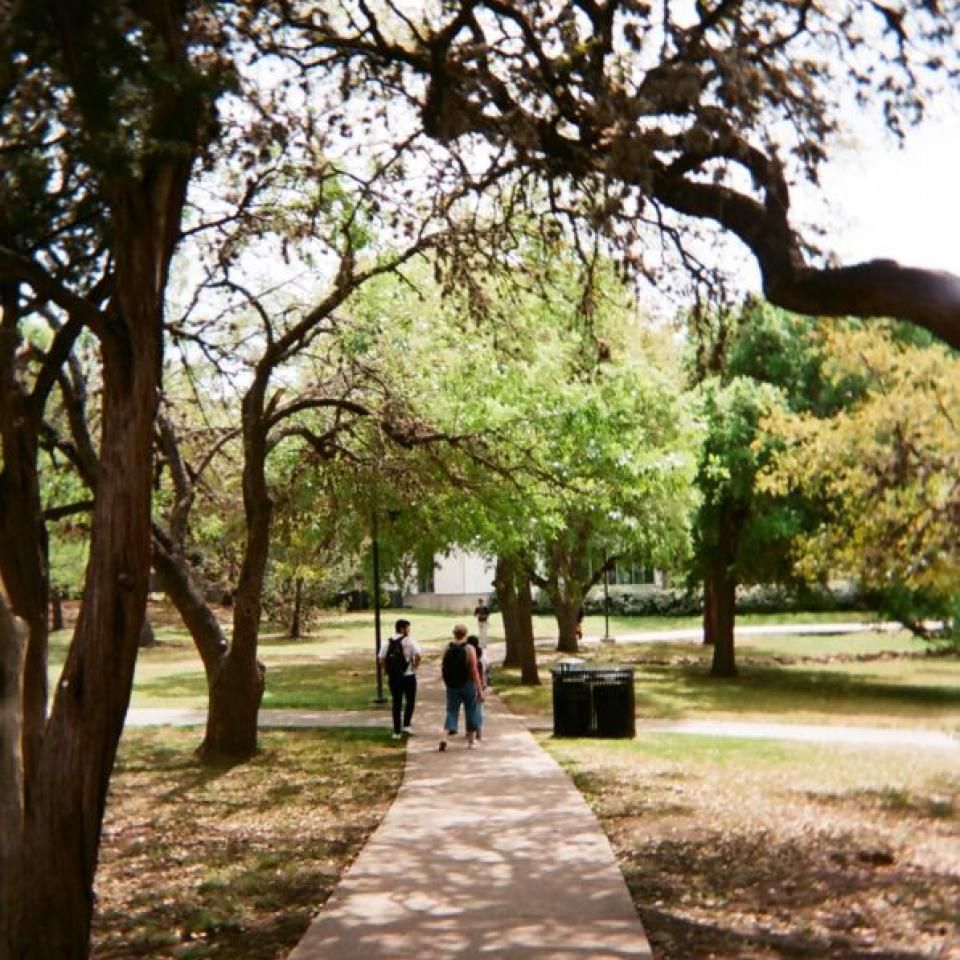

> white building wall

[
  {"left": 431, "top": 548, "right": 496, "bottom": 595},
  {"left": 409, "top": 548, "right": 497, "bottom": 611}
]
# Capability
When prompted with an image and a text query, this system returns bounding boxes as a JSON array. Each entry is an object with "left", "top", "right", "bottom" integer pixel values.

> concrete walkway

[{"left": 286, "top": 672, "right": 653, "bottom": 960}]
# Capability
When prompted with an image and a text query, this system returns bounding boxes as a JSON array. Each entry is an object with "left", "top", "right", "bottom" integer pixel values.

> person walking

[
  {"left": 378, "top": 618, "right": 422, "bottom": 739},
  {"left": 439, "top": 624, "right": 484, "bottom": 751},
  {"left": 473, "top": 596, "right": 490, "bottom": 646},
  {"left": 466, "top": 634, "right": 488, "bottom": 740}
]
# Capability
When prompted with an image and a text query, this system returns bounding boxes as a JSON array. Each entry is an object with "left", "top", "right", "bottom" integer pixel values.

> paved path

[
  {"left": 286, "top": 672, "right": 653, "bottom": 960},
  {"left": 124, "top": 706, "right": 958, "bottom": 750},
  {"left": 574, "top": 620, "right": 904, "bottom": 646}
]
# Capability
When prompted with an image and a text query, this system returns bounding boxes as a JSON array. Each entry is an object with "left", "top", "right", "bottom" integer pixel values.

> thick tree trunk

[
  {"left": 154, "top": 533, "right": 264, "bottom": 762},
  {"left": 553, "top": 589, "right": 582, "bottom": 654},
  {"left": 0, "top": 323, "right": 49, "bottom": 781},
  {"left": 139, "top": 619, "right": 157, "bottom": 648},
  {"left": 12, "top": 294, "right": 159, "bottom": 958},
  {"left": 0, "top": 598, "right": 26, "bottom": 946},
  {"left": 706, "top": 501, "right": 739, "bottom": 678},
  {"left": 494, "top": 555, "right": 521, "bottom": 668},
  {"left": 708, "top": 561, "right": 738, "bottom": 678}
]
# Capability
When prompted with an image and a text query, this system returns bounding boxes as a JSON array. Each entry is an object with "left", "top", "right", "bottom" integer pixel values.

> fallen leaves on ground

[
  {"left": 92, "top": 728, "right": 403, "bottom": 959},
  {"left": 551, "top": 738, "right": 959, "bottom": 959}
]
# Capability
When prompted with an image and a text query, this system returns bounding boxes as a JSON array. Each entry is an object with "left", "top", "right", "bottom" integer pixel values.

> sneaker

[
  {"left": 391, "top": 732, "right": 402, "bottom": 740},
  {"left": 467, "top": 740, "right": 474, "bottom": 749},
  {"left": 402, "top": 726, "right": 413, "bottom": 735},
  {"left": 438, "top": 741, "right": 447, "bottom": 752}
]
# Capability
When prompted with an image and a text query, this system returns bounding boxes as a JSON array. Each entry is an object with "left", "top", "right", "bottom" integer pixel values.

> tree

[
  {"left": 690, "top": 302, "right": 843, "bottom": 677},
  {"left": 305, "top": 2, "right": 960, "bottom": 346},
  {"left": 761, "top": 319, "right": 960, "bottom": 640},
  {"left": 0, "top": 5, "right": 222, "bottom": 955},
  {"left": 351, "top": 243, "right": 697, "bottom": 662}
]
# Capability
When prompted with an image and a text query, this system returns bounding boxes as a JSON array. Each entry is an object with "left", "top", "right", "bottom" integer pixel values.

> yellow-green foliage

[{"left": 760, "top": 321, "right": 960, "bottom": 594}]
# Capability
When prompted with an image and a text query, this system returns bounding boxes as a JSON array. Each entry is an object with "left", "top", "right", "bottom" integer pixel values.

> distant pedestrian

[
  {"left": 474, "top": 596, "right": 490, "bottom": 646},
  {"left": 378, "top": 618, "right": 422, "bottom": 739},
  {"left": 576, "top": 605, "right": 585, "bottom": 641},
  {"left": 439, "top": 624, "right": 484, "bottom": 751}
]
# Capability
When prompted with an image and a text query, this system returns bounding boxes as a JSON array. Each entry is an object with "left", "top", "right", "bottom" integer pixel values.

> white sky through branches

[{"left": 802, "top": 110, "right": 960, "bottom": 276}]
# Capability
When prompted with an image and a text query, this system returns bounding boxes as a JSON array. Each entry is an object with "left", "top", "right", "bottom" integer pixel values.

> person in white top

[
  {"left": 378, "top": 618, "right": 422, "bottom": 738},
  {"left": 473, "top": 597, "right": 490, "bottom": 646}
]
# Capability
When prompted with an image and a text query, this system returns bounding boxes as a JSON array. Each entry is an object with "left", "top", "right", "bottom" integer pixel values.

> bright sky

[{"left": 801, "top": 110, "right": 960, "bottom": 276}]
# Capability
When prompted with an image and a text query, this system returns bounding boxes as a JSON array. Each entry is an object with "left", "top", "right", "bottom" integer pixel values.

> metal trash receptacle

[{"left": 551, "top": 663, "right": 635, "bottom": 738}]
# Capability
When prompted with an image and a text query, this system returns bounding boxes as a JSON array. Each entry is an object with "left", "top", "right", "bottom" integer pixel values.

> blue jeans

[{"left": 444, "top": 682, "right": 481, "bottom": 734}]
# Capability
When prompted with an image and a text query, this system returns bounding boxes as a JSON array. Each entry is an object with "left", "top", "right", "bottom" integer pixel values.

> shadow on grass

[
  {"left": 624, "top": 829, "right": 955, "bottom": 960},
  {"left": 95, "top": 728, "right": 404, "bottom": 960}
]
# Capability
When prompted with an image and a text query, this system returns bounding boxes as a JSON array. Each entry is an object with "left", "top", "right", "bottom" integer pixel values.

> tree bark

[
  {"left": 139, "top": 619, "right": 157, "bottom": 649},
  {"left": 707, "top": 500, "right": 739, "bottom": 679},
  {"left": 494, "top": 555, "right": 521, "bottom": 668},
  {"left": 197, "top": 386, "right": 270, "bottom": 762},
  {"left": 14, "top": 270, "right": 161, "bottom": 958},
  {"left": 151, "top": 533, "right": 228, "bottom": 676},
  {"left": 0, "top": 598, "right": 26, "bottom": 947},
  {"left": 516, "top": 574, "right": 539, "bottom": 686},
  {"left": 0, "top": 289, "right": 50, "bottom": 782},
  {"left": 553, "top": 589, "right": 582, "bottom": 654},
  {"left": 702, "top": 576, "right": 716, "bottom": 646}
]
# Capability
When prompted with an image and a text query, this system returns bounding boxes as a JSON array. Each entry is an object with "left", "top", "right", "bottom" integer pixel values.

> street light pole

[{"left": 373, "top": 511, "right": 387, "bottom": 704}]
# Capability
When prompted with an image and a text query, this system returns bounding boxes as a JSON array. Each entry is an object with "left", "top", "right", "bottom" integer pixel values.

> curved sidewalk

[{"left": 287, "top": 672, "right": 652, "bottom": 960}]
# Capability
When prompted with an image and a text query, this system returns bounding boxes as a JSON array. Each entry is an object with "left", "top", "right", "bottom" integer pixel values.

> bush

[{"left": 533, "top": 581, "right": 871, "bottom": 619}]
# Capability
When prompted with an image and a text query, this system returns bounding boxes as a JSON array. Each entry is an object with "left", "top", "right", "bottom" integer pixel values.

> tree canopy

[{"left": 294, "top": 0, "right": 960, "bottom": 343}]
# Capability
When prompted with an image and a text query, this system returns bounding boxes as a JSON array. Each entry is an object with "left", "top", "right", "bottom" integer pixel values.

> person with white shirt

[{"left": 378, "top": 618, "right": 422, "bottom": 738}]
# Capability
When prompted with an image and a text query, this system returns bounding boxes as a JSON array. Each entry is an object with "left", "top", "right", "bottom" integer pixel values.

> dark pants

[{"left": 389, "top": 673, "right": 418, "bottom": 733}]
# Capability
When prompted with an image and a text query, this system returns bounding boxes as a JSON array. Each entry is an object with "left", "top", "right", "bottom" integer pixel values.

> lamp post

[
  {"left": 602, "top": 555, "right": 615, "bottom": 643},
  {"left": 372, "top": 510, "right": 387, "bottom": 704}
]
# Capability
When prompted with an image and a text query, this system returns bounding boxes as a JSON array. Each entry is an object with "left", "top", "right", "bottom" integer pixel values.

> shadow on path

[{"left": 286, "top": 671, "right": 652, "bottom": 960}]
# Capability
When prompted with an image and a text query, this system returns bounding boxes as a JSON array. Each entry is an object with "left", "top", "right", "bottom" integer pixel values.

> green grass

[
  {"left": 495, "top": 632, "right": 960, "bottom": 730},
  {"left": 48, "top": 602, "right": 959, "bottom": 730}
]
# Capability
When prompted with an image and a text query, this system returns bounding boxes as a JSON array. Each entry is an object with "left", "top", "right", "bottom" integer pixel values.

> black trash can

[{"left": 551, "top": 663, "right": 635, "bottom": 738}]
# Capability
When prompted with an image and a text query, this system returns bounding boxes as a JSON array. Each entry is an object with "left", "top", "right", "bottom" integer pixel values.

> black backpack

[
  {"left": 441, "top": 642, "right": 469, "bottom": 688},
  {"left": 384, "top": 636, "right": 408, "bottom": 679}
]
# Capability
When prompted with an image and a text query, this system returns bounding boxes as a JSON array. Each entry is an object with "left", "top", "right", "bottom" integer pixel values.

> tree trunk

[
  {"left": 494, "top": 555, "right": 521, "bottom": 668},
  {"left": 0, "top": 316, "right": 49, "bottom": 781},
  {"left": 708, "top": 560, "right": 738, "bottom": 678},
  {"left": 516, "top": 574, "right": 539, "bottom": 685},
  {"left": 0, "top": 598, "right": 26, "bottom": 947},
  {"left": 139, "top": 619, "right": 157, "bottom": 648},
  {"left": 151, "top": 534, "right": 228, "bottom": 676},
  {"left": 12, "top": 287, "right": 160, "bottom": 958},
  {"left": 198, "top": 388, "right": 271, "bottom": 762},
  {"left": 152, "top": 534, "right": 264, "bottom": 761},
  {"left": 702, "top": 576, "right": 716, "bottom": 646},
  {"left": 50, "top": 587, "right": 65, "bottom": 632},
  {"left": 553, "top": 589, "right": 581, "bottom": 654},
  {"left": 707, "top": 501, "right": 739, "bottom": 678},
  {"left": 289, "top": 576, "right": 303, "bottom": 639}
]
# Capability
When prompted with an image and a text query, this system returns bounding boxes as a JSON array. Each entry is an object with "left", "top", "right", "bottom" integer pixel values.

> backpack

[
  {"left": 441, "top": 642, "right": 470, "bottom": 688},
  {"left": 384, "top": 636, "right": 408, "bottom": 680}
]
